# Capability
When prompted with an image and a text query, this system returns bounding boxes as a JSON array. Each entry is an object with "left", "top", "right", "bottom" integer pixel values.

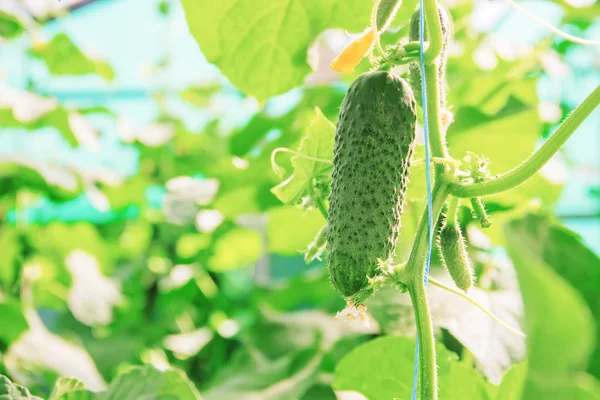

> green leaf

[
  {"left": 207, "top": 227, "right": 263, "bottom": 272},
  {"left": 0, "top": 11, "right": 25, "bottom": 39},
  {"left": 180, "top": 0, "right": 371, "bottom": 100},
  {"left": 101, "top": 366, "right": 201, "bottom": 400},
  {"left": 29, "top": 34, "right": 114, "bottom": 80},
  {"left": 0, "top": 156, "right": 83, "bottom": 201},
  {"left": 494, "top": 362, "right": 526, "bottom": 400},
  {"left": 0, "top": 226, "right": 20, "bottom": 286},
  {"left": 271, "top": 108, "right": 334, "bottom": 205},
  {"left": 267, "top": 206, "right": 324, "bottom": 255},
  {"left": 50, "top": 378, "right": 86, "bottom": 400},
  {"left": 202, "top": 347, "right": 322, "bottom": 400},
  {"left": 0, "top": 299, "right": 28, "bottom": 345},
  {"left": 334, "top": 336, "right": 492, "bottom": 399},
  {"left": 507, "top": 213, "right": 600, "bottom": 379},
  {"left": 0, "top": 374, "right": 43, "bottom": 400},
  {"left": 447, "top": 98, "right": 561, "bottom": 207},
  {"left": 505, "top": 222, "right": 597, "bottom": 399}
]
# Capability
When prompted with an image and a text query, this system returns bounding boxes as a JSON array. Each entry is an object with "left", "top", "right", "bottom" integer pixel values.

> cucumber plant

[{"left": 268, "top": 1, "right": 600, "bottom": 398}]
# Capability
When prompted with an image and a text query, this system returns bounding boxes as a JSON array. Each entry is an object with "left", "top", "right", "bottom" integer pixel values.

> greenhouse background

[{"left": 0, "top": 0, "right": 599, "bottom": 398}]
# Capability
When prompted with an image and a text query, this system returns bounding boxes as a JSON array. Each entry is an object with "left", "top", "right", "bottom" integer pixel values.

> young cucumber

[
  {"left": 327, "top": 70, "right": 416, "bottom": 303},
  {"left": 437, "top": 219, "right": 474, "bottom": 291}
]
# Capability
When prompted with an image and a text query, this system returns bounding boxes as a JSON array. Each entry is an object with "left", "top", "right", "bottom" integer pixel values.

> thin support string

[{"left": 412, "top": 0, "right": 435, "bottom": 398}]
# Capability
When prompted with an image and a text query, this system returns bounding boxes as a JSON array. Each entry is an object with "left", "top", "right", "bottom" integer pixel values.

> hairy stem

[
  {"left": 446, "top": 195, "right": 459, "bottom": 224},
  {"left": 448, "top": 85, "right": 600, "bottom": 198},
  {"left": 409, "top": 283, "right": 438, "bottom": 399},
  {"left": 406, "top": 184, "right": 449, "bottom": 400},
  {"left": 425, "top": 61, "right": 449, "bottom": 165},
  {"left": 423, "top": 0, "right": 444, "bottom": 64}
]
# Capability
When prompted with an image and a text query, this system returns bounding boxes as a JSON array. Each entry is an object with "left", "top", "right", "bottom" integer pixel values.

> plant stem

[
  {"left": 308, "top": 183, "right": 328, "bottom": 220},
  {"left": 405, "top": 184, "right": 449, "bottom": 400},
  {"left": 423, "top": 0, "right": 444, "bottom": 64},
  {"left": 448, "top": 85, "right": 600, "bottom": 198},
  {"left": 469, "top": 197, "right": 491, "bottom": 228},
  {"left": 409, "top": 283, "right": 438, "bottom": 399},
  {"left": 425, "top": 61, "right": 449, "bottom": 166},
  {"left": 446, "top": 195, "right": 459, "bottom": 224}
]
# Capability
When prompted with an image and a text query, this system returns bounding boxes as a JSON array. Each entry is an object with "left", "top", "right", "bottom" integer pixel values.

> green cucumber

[
  {"left": 327, "top": 70, "right": 417, "bottom": 302},
  {"left": 437, "top": 219, "right": 473, "bottom": 291}
]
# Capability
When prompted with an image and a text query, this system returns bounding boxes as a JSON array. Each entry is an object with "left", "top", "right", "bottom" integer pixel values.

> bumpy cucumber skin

[
  {"left": 438, "top": 222, "right": 473, "bottom": 291},
  {"left": 408, "top": 7, "right": 451, "bottom": 107},
  {"left": 327, "top": 70, "right": 416, "bottom": 300}
]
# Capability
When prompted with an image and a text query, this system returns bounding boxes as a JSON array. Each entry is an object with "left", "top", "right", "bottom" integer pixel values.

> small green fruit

[{"left": 437, "top": 220, "right": 473, "bottom": 291}]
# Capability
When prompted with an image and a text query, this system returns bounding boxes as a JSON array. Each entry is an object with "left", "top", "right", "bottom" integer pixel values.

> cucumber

[
  {"left": 408, "top": 6, "right": 451, "bottom": 108},
  {"left": 437, "top": 219, "right": 473, "bottom": 291},
  {"left": 327, "top": 70, "right": 416, "bottom": 302}
]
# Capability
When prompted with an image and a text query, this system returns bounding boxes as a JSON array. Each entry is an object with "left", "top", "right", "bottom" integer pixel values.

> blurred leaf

[
  {"left": 0, "top": 299, "right": 28, "bottom": 344},
  {"left": 0, "top": 374, "right": 43, "bottom": 400},
  {"left": 334, "top": 335, "right": 493, "bottom": 399},
  {"left": 0, "top": 226, "right": 20, "bottom": 286},
  {"left": 207, "top": 227, "right": 263, "bottom": 272},
  {"left": 0, "top": 105, "right": 80, "bottom": 147},
  {"left": 366, "top": 271, "right": 525, "bottom": 384},
  {"left": 271, "top": 108, "right": 334, "bottom": 205},
  {"left": 493, "top": 362, "right": 526, "bottom": 400},
  {"left": 181, "top": 0, "right": 371, "bottom": 100},
  {"left": 267, "top": 206, "right": 324, "bottom": 255},
  {"left": 29, "top": 33, "right": 114, "bottom": 80},
  {"left": 0, "top": 11, "right": 24, "bottom": 39},
  {"left": 4, "top": 310, "right": 106, "bottom": 392},
  {"left": 49, "top": 377, "right": 86, "bottom": 400},
  {"left": 507, "top": 213, "right": 600, "bottom": 379},
  {"left": 100, "top": 366, "right": 201, "bottom": 400},
  {"left": 180, "top": 85, "right": 220, "bottom": 107},
  {"left": 98, "top": 176, "right": 148, "bottom": 209},
  {"left": 0, "top": 156, "right": 83, "bottom": 201},
  {"left": 447, "top": 98, "right": 561, "bottom": 206},
  {"left": 202, "top": 347, "right": 322, "bottom": 400},
  {"left": 505, "top": 222, "right": 597, "bottom": 399},
  {"left": 258, "top": 271, "right": 343, "bottom": 313},
  {"left": 51, "top": 366, "right": 201, "bottom": 400}
]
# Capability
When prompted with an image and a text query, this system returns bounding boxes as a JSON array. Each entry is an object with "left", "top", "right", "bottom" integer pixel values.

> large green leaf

[
  {"left": 101, "top": 366, "right": 201, "bottom": 400},
  {"left": 507, "top": 213, "right": 600, "bottom": 379},
  {"left": 50, "top": 367, "right": 201, "bottom": 400},
  {"left": 333, "top": 336, "right": 492, "bottom": 399},
  {"left": 505, "top": 222, "right": 598, "bottom": 399},
  {"left": 180, "top": 0, "right": 371, "bottom": 100}
]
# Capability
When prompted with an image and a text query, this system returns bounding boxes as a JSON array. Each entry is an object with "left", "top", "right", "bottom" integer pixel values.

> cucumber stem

[
  {"left": 448, "top": 85, "right": 600, "bottom": 198},
  {"left": 422, "top": 0, "right": 444, "bottom": 64},
  {"left": 469, "top": 197, "right": 491, "bottom": 228},
  {"left": 445, "top": 196, "right": 459, "bottom": 225},
  {"left": 405, "top": 184, "right": 448, "bottom": 400}
]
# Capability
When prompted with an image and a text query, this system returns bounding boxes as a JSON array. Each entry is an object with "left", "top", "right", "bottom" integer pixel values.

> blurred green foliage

[{"left": 0, "top": 0, "right": 599, "bottom": 398}]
